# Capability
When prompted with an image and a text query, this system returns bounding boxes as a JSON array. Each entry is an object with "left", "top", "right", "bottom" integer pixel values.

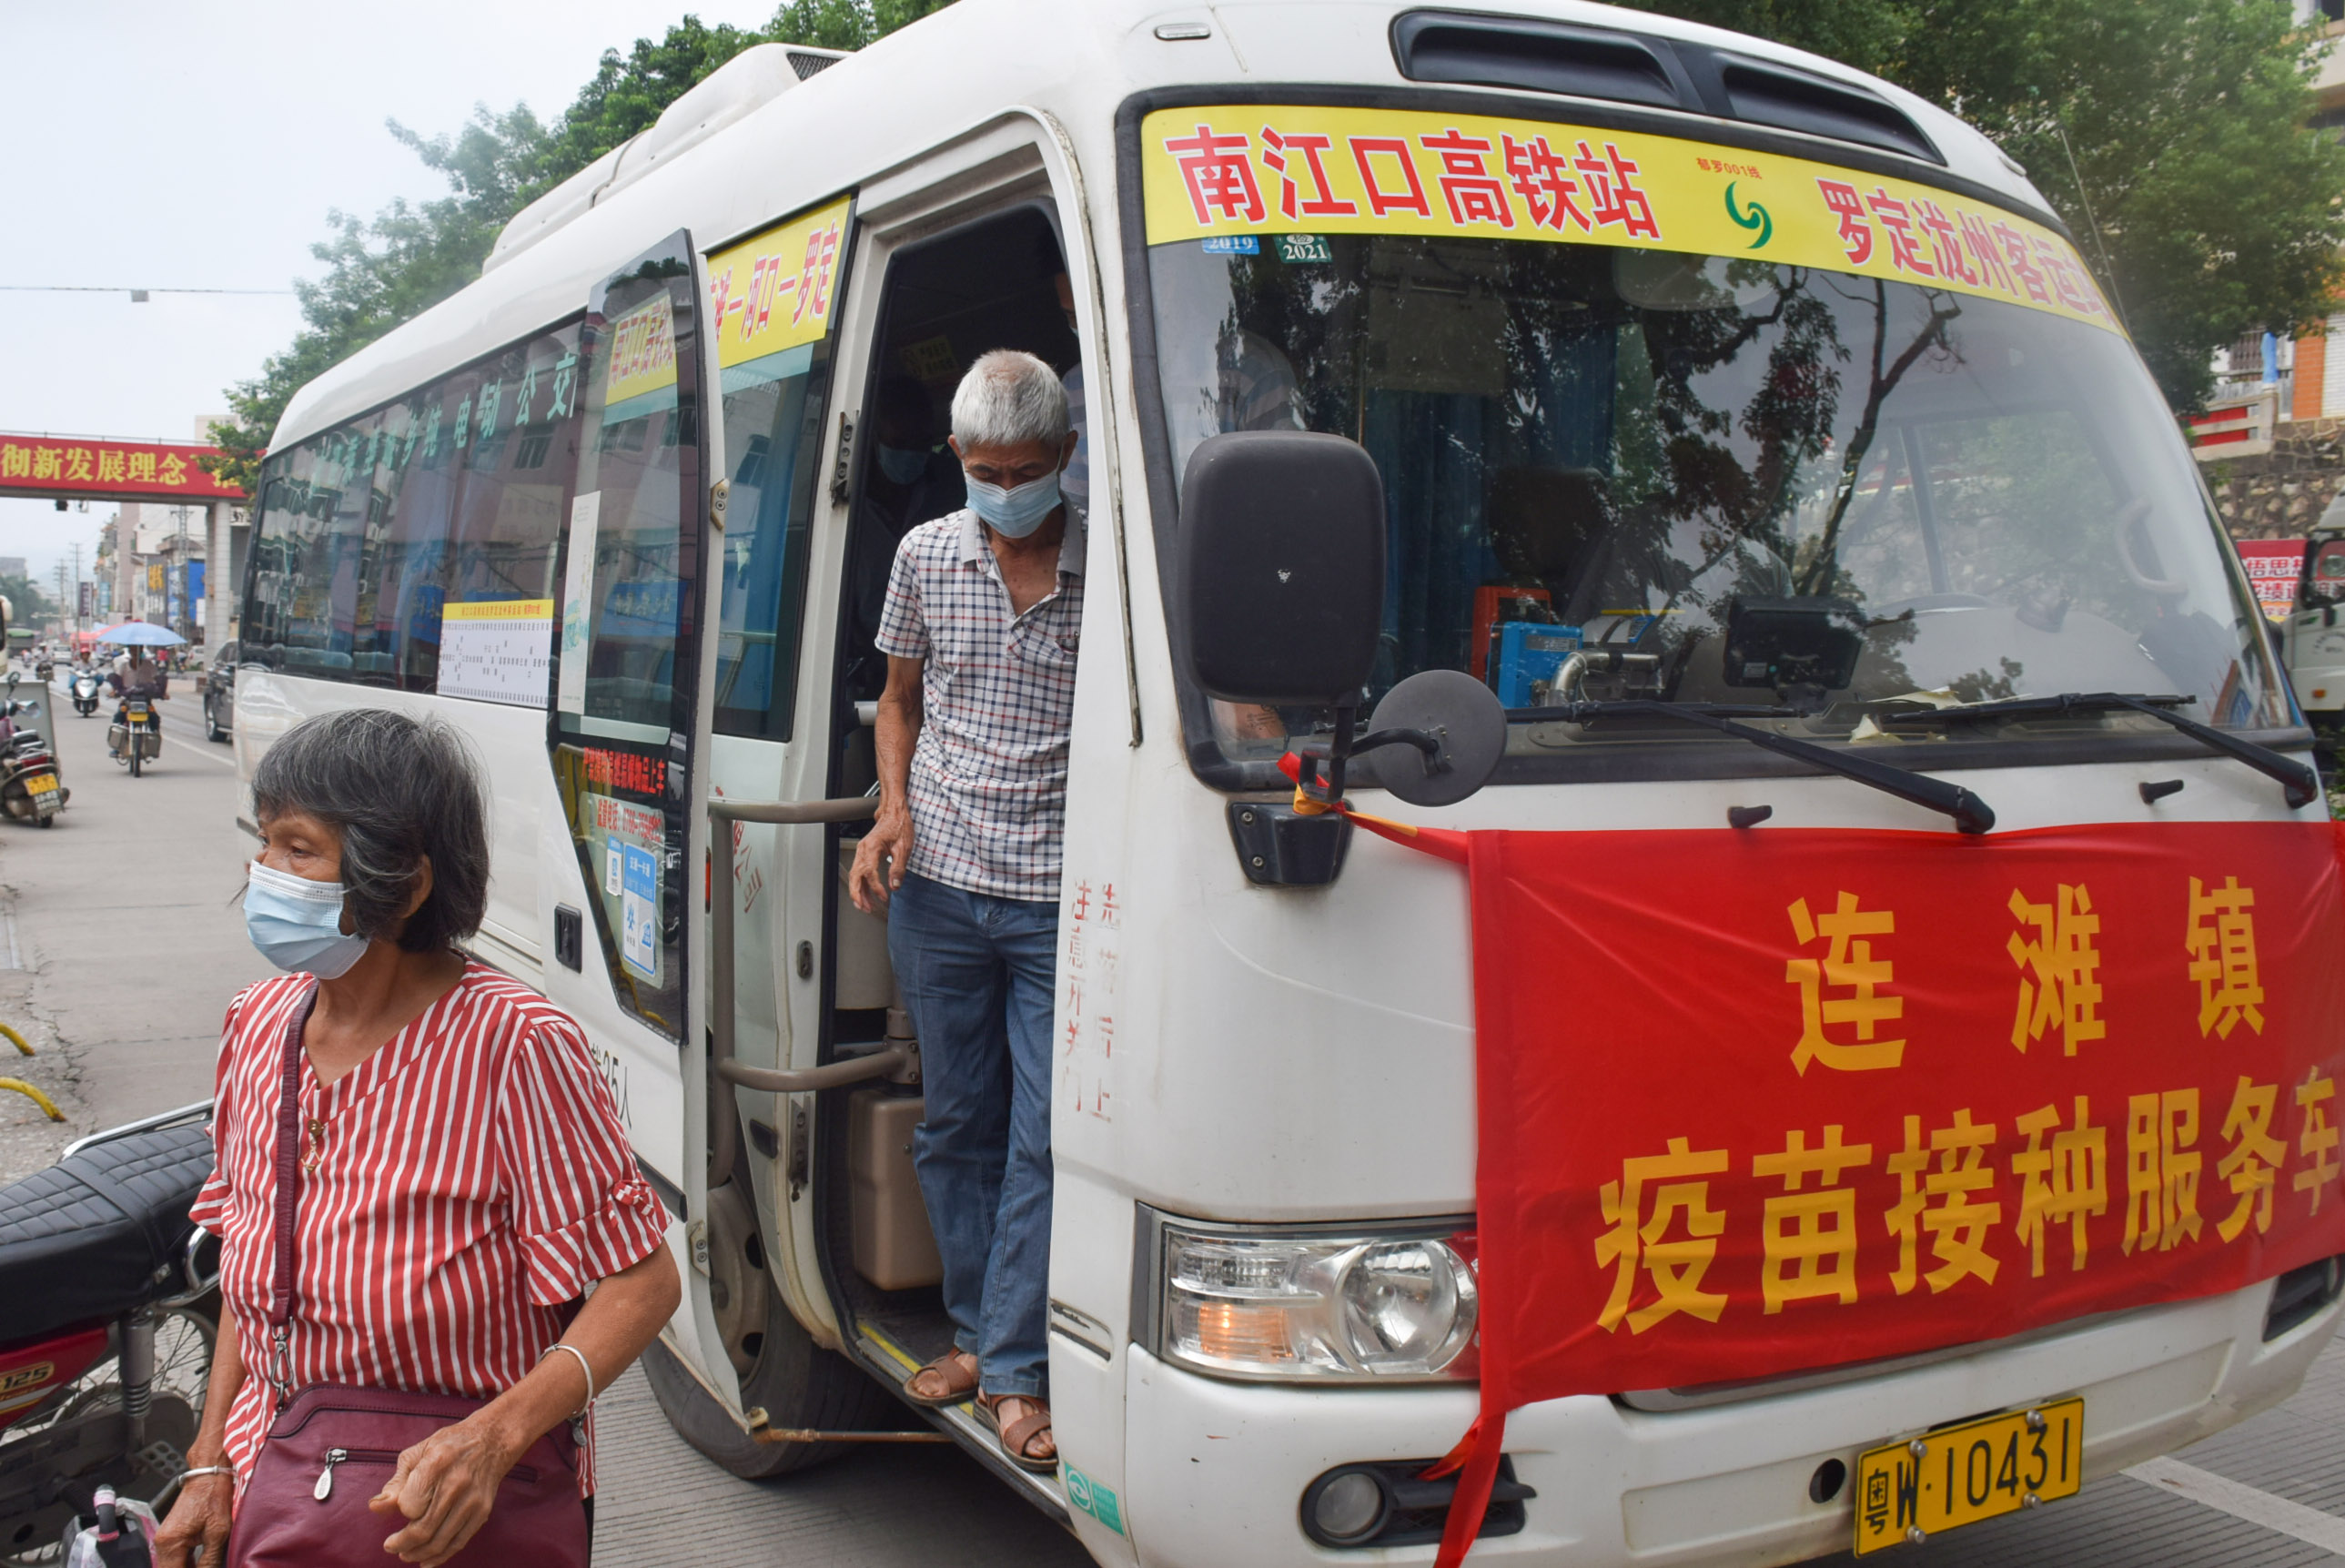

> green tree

[
  {"left": 0, "top": 575, "right": 59, "bottom": 627},
  {"left": 207, "top": 1, "right": 962, "bottom": 492},
  {"left": 1613, "top": 0, "right": 2345, "bottom": 411}
]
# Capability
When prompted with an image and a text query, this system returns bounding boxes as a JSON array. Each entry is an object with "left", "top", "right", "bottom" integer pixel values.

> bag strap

[{"left": 265, "top": 983, "right": 322, "bottom": 1402}]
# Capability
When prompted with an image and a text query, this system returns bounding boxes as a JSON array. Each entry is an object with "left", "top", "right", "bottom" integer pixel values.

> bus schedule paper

[{"left": 1373, "top": 818, "right": 2345, "bottom": 1566}]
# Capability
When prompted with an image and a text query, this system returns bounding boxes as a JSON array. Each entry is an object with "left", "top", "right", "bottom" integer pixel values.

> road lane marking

[
  {"left": 159, "top": 728, "right": 236, "bottom": 768},
  {"left": 2125, "top": 1455, "right": 2345, "bottom": 1556}
]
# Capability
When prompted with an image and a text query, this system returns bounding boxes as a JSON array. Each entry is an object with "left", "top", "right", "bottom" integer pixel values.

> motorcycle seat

[{"left": 0, "top": 1122, "right": 213, "bottom": 1342}]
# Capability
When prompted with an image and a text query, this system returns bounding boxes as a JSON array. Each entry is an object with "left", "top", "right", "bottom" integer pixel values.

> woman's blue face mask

[{"left": 246, "top": 861, "right": 369, "bottom": 979}]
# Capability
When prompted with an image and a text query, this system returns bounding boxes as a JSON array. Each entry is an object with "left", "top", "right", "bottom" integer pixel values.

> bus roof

[{"left": 271, "top": 0, "right": 2050, "bottom": 453}]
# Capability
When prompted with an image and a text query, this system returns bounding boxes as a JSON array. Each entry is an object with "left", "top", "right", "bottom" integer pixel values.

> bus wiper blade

[
  {"left": 1883, "top": 692, "right": 2319, "bottom": 810},
  {"left": 1545, "top": 699, "right": 1996, "bottom": 835}
]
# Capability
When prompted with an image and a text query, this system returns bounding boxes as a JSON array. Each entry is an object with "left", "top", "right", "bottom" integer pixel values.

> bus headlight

[{"left": 1156, "top": 1220, "right": 1477, "bottom": 1381}]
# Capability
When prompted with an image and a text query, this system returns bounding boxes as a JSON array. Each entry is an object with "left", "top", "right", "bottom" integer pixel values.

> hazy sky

[{"left": 0, "top": 0, "right": 781, "bottom": 590}]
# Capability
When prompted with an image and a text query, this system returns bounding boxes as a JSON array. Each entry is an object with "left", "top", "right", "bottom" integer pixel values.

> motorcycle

[
  {"left": 106, "top": 703, "right": 158, "bottom": 780},
  {"left": 0, "top": 683, "right": 64, "bottom": 828},
  {"left": 0, "top": 1103, "right": 218, "bottom": 1563},
  {"left": 67, "top": 676, "right": 98, "bottom": 721}
]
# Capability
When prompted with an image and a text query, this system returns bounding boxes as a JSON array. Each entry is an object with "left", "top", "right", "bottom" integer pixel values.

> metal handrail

[{"left": 707, "top": 795, "right": 902, "bottom": 1189}]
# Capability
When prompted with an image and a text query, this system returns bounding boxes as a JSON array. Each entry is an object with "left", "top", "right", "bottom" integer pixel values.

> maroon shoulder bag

[{"left": 227, "top": 986, "right": 590, "bottom": 1568}]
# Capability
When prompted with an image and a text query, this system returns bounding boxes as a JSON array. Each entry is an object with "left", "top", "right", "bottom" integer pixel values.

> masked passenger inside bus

[{"left": 845, "top": 375, "right": 962, "bottom": 693}]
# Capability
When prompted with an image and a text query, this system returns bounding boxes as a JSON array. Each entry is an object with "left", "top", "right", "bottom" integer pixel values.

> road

[{"left": 1, "top": 672, "right": 2341, "bottom": 1565}]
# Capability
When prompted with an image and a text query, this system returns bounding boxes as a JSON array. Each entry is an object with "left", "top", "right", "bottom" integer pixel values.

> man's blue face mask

[
  {"left": 965, "top": 470, "right": 1063, "bottom": 539},
  {"left": 245, "top": 861, "right": 369, "bottom": 979}
]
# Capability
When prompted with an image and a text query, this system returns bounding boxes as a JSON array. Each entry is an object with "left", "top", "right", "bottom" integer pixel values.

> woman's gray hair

[
  {"left": 950, "top": 349, "right": 1068, "bottom": 450},
  {"left": 251, "top": 709, "right": 490, "bottom": 953}
]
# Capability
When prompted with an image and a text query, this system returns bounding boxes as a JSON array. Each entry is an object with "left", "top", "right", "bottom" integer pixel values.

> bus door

[
  {"left": 542, "top": 229, "right": 727, "bottom": 1384},
  {"left": 788, "top": 124, "right": 1106, "bottom": 1503},
  {"left": 697, "top": 195, "right": 865, "bottom": 1367}
]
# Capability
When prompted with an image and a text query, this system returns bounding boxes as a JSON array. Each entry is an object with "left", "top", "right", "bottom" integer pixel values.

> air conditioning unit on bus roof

[{"left": 483, "top": 43, "right": 849, "bottom": 276}]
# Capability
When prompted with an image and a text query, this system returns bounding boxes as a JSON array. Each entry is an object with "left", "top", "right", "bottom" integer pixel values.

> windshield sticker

[
  {"left": 1142, "top": 106, "right": 2120, "bottom": 335},
  {"left": 704, "top": 194, "right": 852, "bottom": 373}
]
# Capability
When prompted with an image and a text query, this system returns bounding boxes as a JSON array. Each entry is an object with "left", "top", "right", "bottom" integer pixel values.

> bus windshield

[{"left": 1145, "top": 234, "right": 2287, "bottom": 774}]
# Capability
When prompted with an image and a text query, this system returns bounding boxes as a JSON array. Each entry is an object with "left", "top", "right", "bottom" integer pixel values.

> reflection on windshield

[{"left": 1148, "top": 235, "right": 2284, "bottom": 767}]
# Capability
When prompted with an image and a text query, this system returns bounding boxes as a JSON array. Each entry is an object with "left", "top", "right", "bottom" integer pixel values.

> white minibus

[{"left": 234, "top": 3, "right": 2345, "bottom": 1563}]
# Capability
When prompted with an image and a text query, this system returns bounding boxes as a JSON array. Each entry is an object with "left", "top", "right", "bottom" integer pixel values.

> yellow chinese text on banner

[
  {"left": 705, "top": 195, "right": 853, "bottom": 382},
  {"left": 1140, "top": 106, "right": 2119, "bottom": 336}
]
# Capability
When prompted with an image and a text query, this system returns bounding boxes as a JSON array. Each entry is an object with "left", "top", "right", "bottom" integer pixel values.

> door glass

[
  {"left": 554, "top": 231, "right": 706, "bottom": 1041},
  {"left": 708, "top": 196, "right": 852, "bottom": 740}
]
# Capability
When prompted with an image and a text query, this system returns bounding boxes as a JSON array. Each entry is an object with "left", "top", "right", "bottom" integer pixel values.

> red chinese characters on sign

[
  {"left": 1160, "top": 122, "right": 1665, "bottom": 242},
  {"left": 0, "top": 437, "right": 242, "bottom": 500},
  {"left": 581, "top": 746, "right": 667, "bottom": 798},
  {"left": 1811, "top": 177, "right": 2113, "bottom": 325}
]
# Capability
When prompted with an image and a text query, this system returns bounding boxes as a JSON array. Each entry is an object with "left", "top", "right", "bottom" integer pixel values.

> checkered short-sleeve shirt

[{"left": 875, "top": 509, "right": 1084, "bottom": 901}]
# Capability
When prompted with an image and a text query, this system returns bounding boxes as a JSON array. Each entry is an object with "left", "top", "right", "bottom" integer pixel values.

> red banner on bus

[
  {"left": 0, "top": 435, "right": 243, "bottom": 500},
  {"left": 1383, "top": 818, "right": 2345, "bottom": 1565}
]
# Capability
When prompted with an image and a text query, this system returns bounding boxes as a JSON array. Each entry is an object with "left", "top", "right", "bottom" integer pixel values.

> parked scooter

[
  {"left": 68, "top": 673, "right": 100, "bottom": 720},
  {"left": 0, "top": 678, "right": 65, "bottom": 827},
  {"left": 0, "top": 1104, "right": 217, "bottom": 1561}
]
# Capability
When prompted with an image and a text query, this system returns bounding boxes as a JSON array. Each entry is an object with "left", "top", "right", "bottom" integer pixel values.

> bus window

[
  {"left": 554, "top": 231, "right": 707, "bottom": 1041},
  {"left": 709, "top": 197, "right": 853, "bottom": 741},
  {"left": 2311, "top": 539, "right": 2345, "bottom": 605},
  {"left": 1145, "top": 237, "right": 2287, "bottom": 777},
  {"left": 242, "top": 322, "right": 586, "bottom": 702}
]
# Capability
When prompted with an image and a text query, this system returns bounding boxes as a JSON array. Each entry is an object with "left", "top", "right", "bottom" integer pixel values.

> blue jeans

[{"left": 886, "top": 872, "right": 1058, "bottom": 1397}]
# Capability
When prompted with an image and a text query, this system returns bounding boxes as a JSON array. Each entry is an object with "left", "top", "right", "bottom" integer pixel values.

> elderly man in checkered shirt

[{"left": 848, "top": 349, "right": 1081, "bottom": 1475}]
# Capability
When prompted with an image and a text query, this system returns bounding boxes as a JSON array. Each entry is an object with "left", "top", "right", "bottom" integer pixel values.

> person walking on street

[
  {"left": 848, "top": 349, "right": 1082, "bottom": 1474},
  {"left": 153, "top": 710, "right": 680, "bottom": 1568}
]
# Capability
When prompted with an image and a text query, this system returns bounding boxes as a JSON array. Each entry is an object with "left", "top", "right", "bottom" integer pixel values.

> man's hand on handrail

[{"left": 850, "top": 652, "right": 925, "bottom": 914}]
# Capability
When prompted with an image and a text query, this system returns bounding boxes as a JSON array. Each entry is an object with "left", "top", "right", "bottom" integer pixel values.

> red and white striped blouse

[{"left": 191, "top": 964, "right": 671, "bottom": 1499}]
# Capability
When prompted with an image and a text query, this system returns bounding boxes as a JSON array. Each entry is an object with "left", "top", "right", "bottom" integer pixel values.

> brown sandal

[
  {"left": 978, "top": 1392, "right": 1056, "bottom": 1474},
  {"left": 904, "top": 1350, "right": 979, "bottom": 1407}
]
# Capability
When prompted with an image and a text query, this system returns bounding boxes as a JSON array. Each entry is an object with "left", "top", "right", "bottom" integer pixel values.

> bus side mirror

[{"left": 1177, "top": 431, "right": 1385, "bottom": 705}]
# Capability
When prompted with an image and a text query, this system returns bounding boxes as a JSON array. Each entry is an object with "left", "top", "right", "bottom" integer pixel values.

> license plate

[
  {"left": 1853, "top": 1397, "right": 2082, "bottom": 1554},
  {"left": 22, "top": 775, "right": 56, "bottom": 795}
]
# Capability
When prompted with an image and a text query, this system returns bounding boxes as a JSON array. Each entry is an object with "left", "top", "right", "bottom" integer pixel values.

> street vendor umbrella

[{"left": 94, "top": 622, "right": 187, "bottom": 648}]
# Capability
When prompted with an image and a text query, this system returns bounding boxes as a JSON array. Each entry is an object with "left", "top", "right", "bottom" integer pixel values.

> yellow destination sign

[
  {"left": 442, "top": 598, "right": 553, "bottom": 622},
  {"left": 604, "top": 292, "right": 679, "bottom": 412},
  {"left": 706, "top": 195, "right": 853, "bottom": 369},
  {"left": 1141, "top": 106, "right": 2118, "bottom": 336}
]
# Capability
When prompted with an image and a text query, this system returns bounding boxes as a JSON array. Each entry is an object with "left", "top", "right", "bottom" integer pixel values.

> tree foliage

[
  {"left": 206, "top": 1, "right": 960, "bottom": 492},
  {"left": 1614, "top": 0, "right": 2345, "bottom": 410}
]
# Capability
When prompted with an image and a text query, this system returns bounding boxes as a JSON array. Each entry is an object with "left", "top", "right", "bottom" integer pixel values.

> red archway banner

[
  {"left": 1349, "top": 813, "right": 2345, "bottom": 1565},
  {"left": 0, "top": 435, "right": 242, "bottom": 501}
]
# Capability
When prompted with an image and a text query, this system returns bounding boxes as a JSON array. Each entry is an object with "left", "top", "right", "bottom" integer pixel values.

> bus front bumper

[{"left": 1120, "top": 1276, "right": 2340, "bottom": 1567}]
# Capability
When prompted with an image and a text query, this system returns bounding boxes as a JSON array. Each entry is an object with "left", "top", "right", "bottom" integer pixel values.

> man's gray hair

[{"left": 950, "top": 349, "right": 1068, "bottom": 449}]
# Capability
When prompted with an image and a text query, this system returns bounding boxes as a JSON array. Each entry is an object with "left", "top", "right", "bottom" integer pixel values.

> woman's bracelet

[
  {"left": 540, "top": 1341, "right": 596, "bottom": 1416},
  {"left": 179, "top": 1465, "right": 234, "bottom": 1483}
]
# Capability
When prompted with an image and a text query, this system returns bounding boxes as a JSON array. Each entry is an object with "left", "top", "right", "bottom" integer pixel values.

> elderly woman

[{"left": 157, "top": 710, "right": 679, "bottom": 1568}]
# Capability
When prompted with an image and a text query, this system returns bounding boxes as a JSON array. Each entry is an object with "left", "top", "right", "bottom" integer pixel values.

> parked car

[{"left": 200, "top": 641, "right": 238, "bottom": 743}]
